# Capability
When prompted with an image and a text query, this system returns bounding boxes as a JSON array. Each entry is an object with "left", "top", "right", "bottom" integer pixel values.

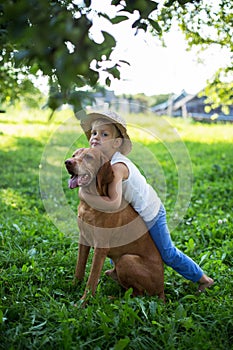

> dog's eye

[{"left": 84, "top": 154, "right": 94, "bottom": 161}]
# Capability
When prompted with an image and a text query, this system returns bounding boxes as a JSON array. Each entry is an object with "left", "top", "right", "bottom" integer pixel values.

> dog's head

[{"left": 65, "top": 148, "right": 114, "bottom": 194}]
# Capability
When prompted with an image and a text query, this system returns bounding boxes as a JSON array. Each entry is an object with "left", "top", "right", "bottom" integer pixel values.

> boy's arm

[{"left": 79, "top": 163, "right": 126, "bottom": 212}]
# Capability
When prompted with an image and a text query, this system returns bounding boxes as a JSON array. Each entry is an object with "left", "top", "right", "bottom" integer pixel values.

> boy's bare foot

[{"left": 198, "top": 274, "right": 214, "bottom": 292}]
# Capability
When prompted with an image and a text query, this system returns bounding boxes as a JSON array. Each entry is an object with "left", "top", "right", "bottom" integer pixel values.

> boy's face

[{"left": 89, "top": 119, "right": 122, "bottom": 157}]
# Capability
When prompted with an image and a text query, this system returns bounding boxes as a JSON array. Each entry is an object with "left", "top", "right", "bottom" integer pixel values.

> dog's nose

[{"left": 65, "top": 159, "right": 72, "bottom": 166}]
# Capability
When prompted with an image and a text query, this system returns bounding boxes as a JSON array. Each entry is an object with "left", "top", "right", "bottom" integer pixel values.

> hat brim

[{"left": 80, "top": 112, "right": 132, "bottom": 155}]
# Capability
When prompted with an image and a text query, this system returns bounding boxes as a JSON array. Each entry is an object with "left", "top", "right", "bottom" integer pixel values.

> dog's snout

[{"left": 65, "top": 159, "right": 72, "bottom": 166}]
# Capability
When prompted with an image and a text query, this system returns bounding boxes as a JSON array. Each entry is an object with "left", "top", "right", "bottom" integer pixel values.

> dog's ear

[{"left": 96, "top": 161, "right": 114, "bottom": 196}]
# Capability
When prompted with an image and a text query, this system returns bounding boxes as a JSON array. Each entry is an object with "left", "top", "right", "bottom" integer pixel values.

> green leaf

[
  {"left": 84, "top": 0, "right": 91, "bottom": 7},
  {"left": 101, "top": 31, "right": 116, "bottom": 49},
  {"left": 106, "top": 65, "right": 121, "bottom": 80},
  {"left": 97, "top": 310, "right": 112, "bottom": 323},
  {"left": 138, "top": 22, "right": 148, "bottom": 32},
  {"left": 185, "top": 237, "right": 195, "bottom": 252},
  {"left": 29, "top": 63, "right": 39, "bottom": 74},
  {"left": 138, "top": 299, "right": 148, "bottom": 320},
  {"left": 106, "top": 76, "right": 111, "bottom": 87},
  {"left": 124, "top": 288, "right": 133, "bottom": 300},
  {"left": 111, "top": 0, "right": 121, "bottom": 5},
  {"left": 164, "top": 0, "right": 176, "bottom": 6},
  {"left": 21, "top": 264, "right": 28, "bottom": 272},
  {"left": 132, "top": 19, "right": 141, "bottom": 28},
  {"left": 148, "top": 19, "right": 162, "bottom": 34},
  {"left": 138, "top": 0, "right": 159, "bottom": 18},
  {"left": 113, "top": 337, "right": 130, "bottom": 350},
  {"left": 149, "top": 300, "right": 158, "bottom": 315},
  {"left": 199, "top": 252, "right": 210, "bottom": 266},
  {"left": 88, "top": 70, "right": 99, "bottom": 86},
  {"left": 175, "top": 304, "right": 187, "bottom": 320},
  {"left": 110, "top": 16, "right": 129, "bottom": 24},
  {"left": 0, "top": 310, "right": 4, "bottom": 324},
  {"left": 178, "top": 0, "right": 191, "bottom": 5}
]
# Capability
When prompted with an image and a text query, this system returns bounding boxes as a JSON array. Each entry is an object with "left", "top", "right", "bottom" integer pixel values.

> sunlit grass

[
  {"left": 126, "top": 112, "right": 233, "bottom": 144},
  {"left": 0, "top": 189, "right": 26, "bottom": 209}
]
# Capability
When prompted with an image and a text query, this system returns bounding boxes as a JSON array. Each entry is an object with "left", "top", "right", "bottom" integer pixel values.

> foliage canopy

[{"left": 0, "top": 0, "right": 232, "bottom": 111}]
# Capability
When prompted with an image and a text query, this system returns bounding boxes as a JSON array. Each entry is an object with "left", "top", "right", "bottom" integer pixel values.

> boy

[{"left": 79, "top": 110, "right": 214, "bottom": 292}]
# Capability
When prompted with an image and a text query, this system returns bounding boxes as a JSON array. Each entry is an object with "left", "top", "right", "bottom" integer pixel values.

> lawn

[{"left": 0, "top": 105, "right": 232, "bottom": 349}]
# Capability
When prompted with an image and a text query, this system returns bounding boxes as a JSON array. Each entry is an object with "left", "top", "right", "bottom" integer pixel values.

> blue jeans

[{"left": 146, "top": 204, "right": 203, "bottom": 283}]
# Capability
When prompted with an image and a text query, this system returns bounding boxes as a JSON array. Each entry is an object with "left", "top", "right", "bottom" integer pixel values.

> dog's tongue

[
  {"left": 68, "top": 176, "right": 80, "bottom": 189},
  {"left": 68, "top": 174, "right": 89, "bottom": 189}
]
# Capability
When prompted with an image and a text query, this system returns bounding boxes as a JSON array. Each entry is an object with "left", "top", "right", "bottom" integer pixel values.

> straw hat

[{"left": 80, "top": 111, "right": 132, "bottom": 155}]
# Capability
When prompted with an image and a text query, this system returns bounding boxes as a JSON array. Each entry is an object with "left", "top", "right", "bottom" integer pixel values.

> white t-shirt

[{"left": 111, "top": 152, "right": 161, "bottom": 222}]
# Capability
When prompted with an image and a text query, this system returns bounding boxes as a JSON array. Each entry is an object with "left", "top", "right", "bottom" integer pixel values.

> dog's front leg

[
  {"left": 82, "top": 248, "right": 109, "bottom": 299},
  {"left": 75, "top": 243, "right": 91, "bottom": 281}
]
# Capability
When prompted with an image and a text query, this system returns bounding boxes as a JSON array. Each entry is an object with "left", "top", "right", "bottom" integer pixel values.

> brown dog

[{"left": 65, "top": 148, "right": 165, "bottom": 302}]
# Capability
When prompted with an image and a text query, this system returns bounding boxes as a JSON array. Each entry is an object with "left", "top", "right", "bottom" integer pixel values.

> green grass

[{"left": 0, "top": 106, "right": 233, "bottom": 349}]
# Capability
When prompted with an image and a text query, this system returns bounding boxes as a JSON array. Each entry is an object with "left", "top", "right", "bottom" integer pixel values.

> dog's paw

[{"left": 105, "top": 268, "right": 119, "bottom": 282}]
